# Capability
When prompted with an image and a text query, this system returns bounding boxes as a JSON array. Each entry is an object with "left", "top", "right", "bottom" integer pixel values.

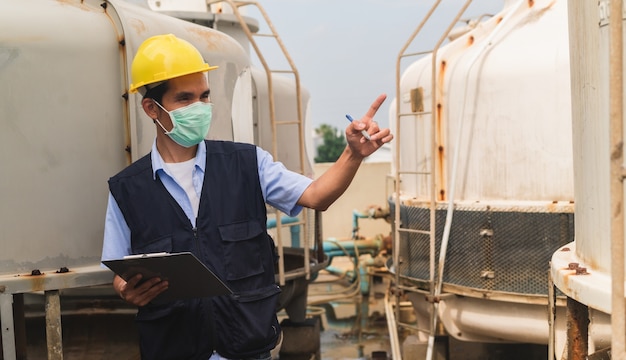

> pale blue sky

[{"left": 254, "top": 0, "right": 505, "bottom": 131}]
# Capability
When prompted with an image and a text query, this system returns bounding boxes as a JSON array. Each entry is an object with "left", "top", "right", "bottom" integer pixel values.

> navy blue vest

[{"left": 109, "top": 140, "right": 281, "bottom": 360}]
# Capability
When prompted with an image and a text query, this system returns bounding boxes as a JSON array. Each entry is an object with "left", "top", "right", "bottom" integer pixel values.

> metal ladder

[
  {"left": 206, "top": 0, "right": 311, "bottom": 285},
  {"left": 391, "top": 1, "right": 476, "bottom": 359}
]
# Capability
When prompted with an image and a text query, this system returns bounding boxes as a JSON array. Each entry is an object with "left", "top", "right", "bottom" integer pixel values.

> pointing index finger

[{"left": 364, "top": 94, "right": 387, "bottom": 119}]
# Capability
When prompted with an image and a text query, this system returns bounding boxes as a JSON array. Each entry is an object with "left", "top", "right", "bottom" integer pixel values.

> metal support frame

[
  {"left": 566, "top": 297, "right": 589, "bottom": 360},
  {"left": 548, "top": 267, "right": 556, "bottom": 360},
  {"left": 0, "top": 266, "right": 113, "bottom": 360},
  {"left": 392, "top": 4, "right": 442, "bottom": 359},
  {"left": 392, "top": 1, "right": 477, "bottom": 359},
  {"left": 45, "top": 290, "right": 63, "bottom": 360},
  {"left": 1, "top": 293, "right": 16, "bottom": 360}
]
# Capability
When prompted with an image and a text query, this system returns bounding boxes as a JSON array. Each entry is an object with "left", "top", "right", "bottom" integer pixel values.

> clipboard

[{"left": 102, "top": 252, "right": 232, "bottom": 304}]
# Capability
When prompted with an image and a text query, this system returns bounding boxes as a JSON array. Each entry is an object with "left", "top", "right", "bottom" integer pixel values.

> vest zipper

[{"left": 192, "top": 224, "right": 199, "bottom": 253}]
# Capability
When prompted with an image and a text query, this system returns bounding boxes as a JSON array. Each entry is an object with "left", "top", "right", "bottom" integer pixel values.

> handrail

[
  {"left": 206, "top": 0, "right": 310, "bottom": 285},
  {"left": 393, "top": 2, "right": 443, "bottom": 359}
]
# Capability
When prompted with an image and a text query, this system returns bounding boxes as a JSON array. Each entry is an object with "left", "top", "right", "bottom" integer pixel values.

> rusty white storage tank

[
  {"left": 550, "top": 0, "right": 625, "bottom": 358},
  {"left": 388, "top": 0, "right": 610, "bottom": 357},
  {"left": 0, "top": 1, "right": 313, "bottom": 358},
  {"left": 0, "top": 0, "right": 254, "bottom": 282}
]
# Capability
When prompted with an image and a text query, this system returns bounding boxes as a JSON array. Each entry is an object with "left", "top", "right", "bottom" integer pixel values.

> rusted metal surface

[
  {"left": 400, "top": 198, "right": 576, "bottom": 214},
  {"left": 0, "top": 266, "right": 113, "bottom": 359},
  {"left": 551, "top": 242, "right": 611, "bottom": 314},
  {"left": 0, "top": 266, "right": 113, "bottom": 296},
  {"left": 566, "top": 297, "right": 588, "bottom": 360}
]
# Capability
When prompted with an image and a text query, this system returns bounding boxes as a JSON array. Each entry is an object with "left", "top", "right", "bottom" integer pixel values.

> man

[{"left": 101, "top": 33, "right": 393, "bottom": 360}]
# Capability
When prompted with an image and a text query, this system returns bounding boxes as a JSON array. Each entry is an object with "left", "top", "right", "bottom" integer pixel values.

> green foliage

[{"left": 314, "top": 124, "right": 346, "bottom": 163}]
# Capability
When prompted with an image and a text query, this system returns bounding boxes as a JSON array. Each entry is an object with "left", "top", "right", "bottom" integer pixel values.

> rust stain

[
  {"left": 586, "top": 256, "right": 600, "bottom": 272},
  {"left": 575, "top": 267, "right": 589, "bottom": 275},
  {"left": 10, "top": 268, "right": 74, "bottom": 293},
  {"left": 437, "top": 61, "right": 447, "bottom": 105},
  {"left": 523, "top": 0, "right": 557, "bottom": 25},
  {"left": 436, "top": 103, "right": 446, "bottom": 201},
  {"left": 55, "top": 0, "right": 100, "bottom": 12},
  {"left": 187, "top": 27, "right": 225, "bottom": 51},
  {"left": 438, "top": 60, "right": 447, "bottom": 87},
  {"left": 467, "top": 35, "right": 474, "bottom": 47},
  {"left": 436, "top": 60, "right": 447, "bottom": 202},
  {"left": 561, "top": 270, "right": 571, "bottom": 289},
  {"left": 611, "top": 141, "right": 623, "bottom": 161},
  {"left": 28, "top": 274, "right": 46, "bottom": 292},
  {"left": 496, "top": 16, "right": 503, "bottom": 25},
  {"left": 128, "top": 18, "right": 147, "bottom": 35}
]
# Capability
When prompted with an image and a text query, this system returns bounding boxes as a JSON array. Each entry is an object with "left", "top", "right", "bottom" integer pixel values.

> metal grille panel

[{"left": 391, "top": 201, "right": 574, "bottom": 295}]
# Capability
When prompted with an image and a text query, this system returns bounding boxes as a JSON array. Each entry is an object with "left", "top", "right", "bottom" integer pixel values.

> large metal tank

[
  {"left": 0, "top": 0, "right": 313, "bottom": 283},
  {"left": 0, "top": 1, "right": 314, "bottom": 357},
  {"left": 388, "top": 0, "right": 609, "bottom": 353},
  {"left": 0, "top": 0, "right": 251, "bottom": 281},
  {"left": 549, "top": 0, "right": 623, "bottom": 358}
]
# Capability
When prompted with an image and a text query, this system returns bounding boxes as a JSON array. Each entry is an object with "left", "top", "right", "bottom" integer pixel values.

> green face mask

[{"left": 154, "top": 101, "right": 213, "bottom": 148}]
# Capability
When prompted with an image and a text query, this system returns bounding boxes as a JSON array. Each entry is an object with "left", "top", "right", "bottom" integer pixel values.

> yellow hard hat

[{"left": 129, "top": 34, "right": 218, "bottom": 94}]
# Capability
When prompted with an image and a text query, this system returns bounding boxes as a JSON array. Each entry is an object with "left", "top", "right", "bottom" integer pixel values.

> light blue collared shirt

[{"left": 101, "top": 140, "right": 313, "bottom": 261}]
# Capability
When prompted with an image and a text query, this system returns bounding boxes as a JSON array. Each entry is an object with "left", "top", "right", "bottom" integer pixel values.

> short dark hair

[{"left": 143, "top": 82, "right": 169, "bottom": 103}]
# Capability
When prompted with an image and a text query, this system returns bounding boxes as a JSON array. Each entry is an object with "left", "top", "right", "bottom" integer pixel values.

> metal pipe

[
  {"left": 609, "top": 0, "right": 625, "bottom": 356},
  {"left": 384, "top": 285, "right": 403, "bottom": 360}
]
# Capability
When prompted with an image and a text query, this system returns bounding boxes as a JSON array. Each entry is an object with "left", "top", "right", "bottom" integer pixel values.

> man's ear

[{"left": 142, "top": 98, "right": 158, "bottom": 119}]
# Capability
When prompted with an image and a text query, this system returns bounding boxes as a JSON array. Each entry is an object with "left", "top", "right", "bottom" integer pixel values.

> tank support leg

[
  {"left": 1, "top": 293, "right": 17, "bottom": 360},
  {"left": 566, "top": 297, "right": 588, "bottom": 360},
  {"left": 45, "top": 290, "right": 63, "bottom": 360}
]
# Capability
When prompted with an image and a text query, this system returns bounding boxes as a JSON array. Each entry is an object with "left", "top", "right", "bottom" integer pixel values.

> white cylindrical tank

[
  {"left": 0, "top": 0, "right": 251, "bottom": 278},
  {"left": 393, "top": 0, "right": 573, "bottom": 297},
  {"left": 389, "top": 0, "right": 597, "bottom": 349},
  {"left": 550, "top": 0, "right": 616, "bottom": 314},
  {"left": 394, "top": 0, "right": 573, "bottom": 203}
]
